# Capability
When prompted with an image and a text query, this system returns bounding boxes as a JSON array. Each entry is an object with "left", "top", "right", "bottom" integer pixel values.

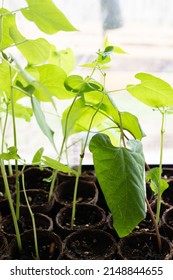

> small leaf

[
  {"left": 113, "top": 46, "right": 127, "bottom": 54},
  {"left": 64, "top": 75, "right": 102, "bottom": 93},
  {"left": 127, "top": 73, "right": 173, "bottom": 108},
  {"left": 48, "top": 47, "right": 75, "bottom": 74},
  {"left": 42, "top": 156, "right": 78, "bottom": 175},
  {"left": 32, "top": 147, "right": 44, "bottom": 165},
  {"left": 0, "top": 146, "right": 20, "bottom": 160},
  {"left": 146, "top": 167, "right": 169, "bottom": 195}
]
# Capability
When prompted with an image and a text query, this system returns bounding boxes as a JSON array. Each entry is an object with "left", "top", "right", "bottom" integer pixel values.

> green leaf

[
  {"left": 48, "top": 47, "right": 75, "bottom": 74},
  {"left": 15, "top": 81, "right": 34, "bottom": 97},
  {"left": 113, "top": 46, "right": 127, "bottom": 54},
  {"left": 146, "top": 167, "right": 169, "bottom": 195},
  {"left": 64, "top": 75, "right": 85, "bottom": 92},
  {"left": 0, "top": 59, "right": 16, "bottom": 98},
  {"left": 12, "top": 103, "right": 33, "bottom": 121},
  {"left": 29, "top": 65, "right": 74, "bottom": 101},
  {"left": 31, "top": 96, "right": 56, "bottom": 150},
  {"left": 42, "top": 156, "right": 78, "bottom": 175},
  {"left": 104, "top": 37, "right": 127, "bottom": 54},
  {"left": 0, "top": 8, "right": 16, "bottom": 50},
  {"left": 64, "top": 75, "right": 103, "bottom": 93},
  {"left": 127, "top": 73, "right": 173, "bottom": 108},
  {"left": 22, "top": 0, "right": 77, "bottom": 34},
  {"left": 89, "top": 134, "right": 146, "bottom": 237},
  {"left": 84, "top": 92, "right": 145, "bottom": 140},
  {"left": 0, "top": 146, "right": 20, "bottom": 160},
  {"left": 9, "top": 25, "right": 52, "bottom": 64},
  {"left": 32, "top": 147, "right": 44, "bottom": 165},
  {"left": 61, "top": 95, "right": 107, "bottom": 138}
]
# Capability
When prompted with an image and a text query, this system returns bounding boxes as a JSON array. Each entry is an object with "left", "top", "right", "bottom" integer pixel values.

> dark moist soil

[
  {"left": 166, "top": 217, "right": 173, "bottom": 228},
  {"left": 60, "top": 208, "right": 103, "bottom": 229},
  {"left": 1, "top": 218, "right": 23, "bottom": 235},
  {"left": 20, "top": 191, "right": 49, "bottom": 206},
  {"left": 25, "top": 176, "right": 51, "bottom": 191},
  {"left": 67, "top": 237, "right": 112, "bottom": 259},
  {"left": 162, "top": 182, "right": 173, "bottom": 206},
  {"left": 120, "top": 235, "right": 170, "bottom": 260},
  {"left": 59, "top": 195, "right": 93, "bottom": 205},
  {"left": 0, "top": 191, "right": 4, "bottom": 202},
  {"left": 13, "top": 241, "right": 59, "bottom": 260},
  {"left": 21, "top": 168, "right": 52, "bottom": 192}
]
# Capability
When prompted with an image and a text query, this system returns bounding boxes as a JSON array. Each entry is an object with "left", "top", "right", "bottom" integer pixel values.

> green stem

[
  {"left": 21, "top": 166, "right": 40, "bottom": 260},
  {"left": 0, "top": 159, "right": 22, "bottom": 250},
  {"left": 9, "top": 66, "right": 20, "bottom": 219},
  {"left": 156, "top": 109, "right": 165, "bottom": 224},
  {"left": 71, "top": 90, "right": 106, "bottom": 227},
  {"left": 48, "top": 93, "right": 80, "bottom": 201},
  {"left": 145, "top": 197, "right": 162, "bottom": 252},
  {"left": 118, "top": 110, "right": 126, "bottom": 147}
]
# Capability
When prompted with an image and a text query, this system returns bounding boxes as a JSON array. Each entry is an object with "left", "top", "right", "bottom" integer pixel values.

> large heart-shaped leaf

[
  {"left": 9, "top": 25, "right": 52, "bottom": 64},
  {"left": 89, "top": 133, "right": 146, "bottom": 237},
  {"left": 22, "top": 0, "right": 77, "bottom": 34},
  {"left": 127, "top": 73, "right": 173, "bottom": 108}
]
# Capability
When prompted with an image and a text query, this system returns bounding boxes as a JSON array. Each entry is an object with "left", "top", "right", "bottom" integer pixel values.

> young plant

[
  {"left": 0, "top": 147, "right": 22, "bottom": 251},
  {"left": 0, "top": 0, "right": 76, "bottom": 252},
  {"left": 42, "top": 40, "right": 146, "bottom": 230},
  {"left": 88, "top": 47, "right": 146, "bottom": 239},
  {"left": 126, "top": 73, "right": 173, "bottom": 228}
]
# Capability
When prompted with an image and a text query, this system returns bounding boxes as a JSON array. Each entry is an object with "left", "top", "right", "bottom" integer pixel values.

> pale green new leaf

[
  {"left": 146, "top": 167, "right": 169, "bottom": 195},
  {"left": 42, "top": 156, "right": 78, "bottom": 176},
  {"left": 0, "top": 146, "right": 20, "bottom": 160},
  {"left": 89, "top": 134, "right": 146, "bottom": 237},
  {"left": 32, "top": 147, "right": 44, "bottom": 165},
  {"left": 48, "top": 47, "right": 75, "bottom": 74},
  {"left": 0, "top": 60, "right": 16, "bottom": 98},
  {"left": 0, "top": 8, "right": 16, "bottom": 50},
  {"left": 29, "top": 65, "right": 74, "bottom": 101},
  {"left": 104, "top": 37, "right": 127, "bottom": 54},
  {"left": 9, "top": 26, "right": 52, "bottom": 64},
  {"left": 127, "top": 73, "right": 173, "bottom": 108},
  {"left": 22, "top": 0, "right": 77, "bottom": 34}
]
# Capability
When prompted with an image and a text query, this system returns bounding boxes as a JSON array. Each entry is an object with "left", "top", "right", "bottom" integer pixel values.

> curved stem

[
  {"left": 21, "top": 165, "right": 39, "bottom": 259},
  {"left": 145, "top": 197, "right": 162, "bottom": 252},
  {"left": 156, "top": 109, "right": 165, "bottom": 224}
]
